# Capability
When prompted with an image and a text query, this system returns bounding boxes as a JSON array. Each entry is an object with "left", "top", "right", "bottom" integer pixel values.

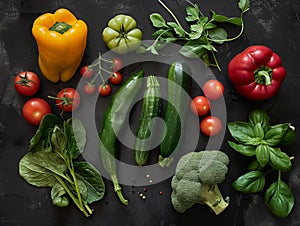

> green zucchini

[
  {"left": 134, "top": 75, "right": 161, "bottom": 166},
  {"left": 159, "top": 61, "right": 191, "bottom": 166},
  {"left": 98, "top": 70, "right": 144, "bottom": 205}
]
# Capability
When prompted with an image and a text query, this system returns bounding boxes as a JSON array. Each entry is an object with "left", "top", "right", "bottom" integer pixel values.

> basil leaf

[
  {"left": 256, "top": 144, "right": 270, "bottom": 167},
  {"left": 249, "top": 109, "right": 270, "bottom": 133},
  {"left": 150, "top": 13, "right": 168, "bottom": 28},
  {"left": 253, "top": 123, "right": 264, "bottom": 139},
  {"left": 248, "top": 160, "right": 264, "bottom": 171},
  {"left": 280, "top": 125, "right": 296, "bottom": 146},
  {"left": 227, "top": 122, "right": 261, "bottom": 145},
  {"left": 74, "top": 162, "right": 105, "bottom": 204},
  {"left": 233, "top": 171, "right": 265, "bottom": 193},
  {"left": 264, "top": 124, "right": 289, "bottom": 146},
  {"left": 19, "top": 151, "right": 68, "bottom": 187},
  {"left": 269, "top": 147, "right": 292, "bottom": 172},
  {"left": 265, "top": 180, "right": 294, "bottom": 218},
  {"left": 208, "top": 28, "right": 227, "bottom": 44},
  {"left": 228, "top": 141, "right": 256, "bottom": 156},
  {"left": 51, "top": 181, "right": 69, "bottom": 207}
]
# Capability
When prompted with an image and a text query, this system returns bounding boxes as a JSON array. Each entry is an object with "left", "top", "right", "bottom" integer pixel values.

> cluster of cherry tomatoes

[
  {"left": 79, "top": 57, "right": 123, "bottom": 97},
  {"left": 190, "top": 79, "right": 224, "bottom": 137},
  {"left": 14, "top": 71, "right": 81, "bottom": 125}
]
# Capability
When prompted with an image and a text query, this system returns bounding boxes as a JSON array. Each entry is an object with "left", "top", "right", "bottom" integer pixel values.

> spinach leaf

[
  {"left": 74, "top": 162, "right": 105, "bottom": 204},
  {"left": 51, "top": 126, "right": 67, "bottom": 159},
  {"left": 264, "top": 124, "right": 289, "bottom": 146},
  {"left": 228, "top": 141, "right": 256, "bottom": 156},
  {"left": 265, "top": 180, "right": 294, "bottom": 218},
  {"left": 255, "top": 144, "right": 270, "bottom": 167},
  {"left": 65, "top": 118, "right": 87, "bottom": 159},
  {"left": 19, "top": 151, "right": 68, "bottom": 187},
  {"left": 269, "top": 147, "right": 292, "bottom": 172},
  {"left": 248, "top": 109, "right": 270, "bottom": 133},
  {"left": 51, "top": 181, "right": 69, "bottom": 207},
  {"left": 233, "top": 171, "right": 265, "bottom": 193},
  {"left": 227, "top": 122, "right": 261, "bottom": 145},
  {"left": 29, "top": 114, "right": 62, "bottom": 151}
]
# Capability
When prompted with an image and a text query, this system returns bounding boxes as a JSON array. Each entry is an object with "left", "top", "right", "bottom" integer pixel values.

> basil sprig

[{"left": 227, "top": 109, "right": 295, "bottom": 218}]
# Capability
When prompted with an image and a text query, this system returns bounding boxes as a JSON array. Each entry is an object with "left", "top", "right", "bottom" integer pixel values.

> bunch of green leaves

[
  {"left": 227, "top": 109, "right": 296, "bottom": 218},
  {"left": 146, "top": 0, "right": 250, "bottom": 71},
  {"left": 19, "top": 114, "right": 105, "bottom": 217}
]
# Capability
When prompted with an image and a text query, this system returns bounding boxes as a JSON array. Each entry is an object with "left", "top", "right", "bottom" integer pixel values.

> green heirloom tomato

[{"left": 102, "top": 14, "right": 142, "bottom": 54}]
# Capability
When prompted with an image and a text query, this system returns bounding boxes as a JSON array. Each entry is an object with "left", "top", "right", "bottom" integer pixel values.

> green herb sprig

[
  {"left": 146, "top": 0, "right": 250, "bottom": 71},
  {"left": 227, "top": 109, "right": 296, "bottom": 218}
]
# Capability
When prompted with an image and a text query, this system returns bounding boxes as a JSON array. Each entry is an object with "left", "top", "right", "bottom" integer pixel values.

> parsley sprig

[{"left": 146, "top": 0, "right": 250, "bottom": 71}]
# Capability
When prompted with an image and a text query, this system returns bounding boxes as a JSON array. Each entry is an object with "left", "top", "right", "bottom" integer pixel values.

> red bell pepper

[{"left": 228, "top": 45, "right": 286, "bottom": 101}]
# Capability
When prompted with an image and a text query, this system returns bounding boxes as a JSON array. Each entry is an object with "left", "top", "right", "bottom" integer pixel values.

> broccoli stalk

[
  {"left": 200, "top": 184, "right": 229, "bottom": 215},
  {"left": 171, "top": 150, "right": 230, "bottom": 215}
]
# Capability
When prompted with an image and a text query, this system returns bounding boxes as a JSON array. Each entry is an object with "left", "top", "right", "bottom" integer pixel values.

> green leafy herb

[
  {"left": 228, "top": 109, "right": 295, "bottom": 218},
  {"left": 147, "top": 0, "right": 250, "bottom": 70},
  {"left": 19, "top": 114, "right": 105, "bottom": 217}
]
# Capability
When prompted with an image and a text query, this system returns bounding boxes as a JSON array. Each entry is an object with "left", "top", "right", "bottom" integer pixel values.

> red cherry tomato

[
  {"left": 203, "top": 80, "right": 224, "bottom": 100},
  {"left": 14, "top": 71, "right": 40, "bottom": 96},
  {"left": 112, "top": 57, "right": 123, "bottom": 72},
  {"left": 109, "top": 71, "right": 123, "bottom": 85},
  {"left": 83, "top": 83, "right": 96, "bottom": 95},
  {"left": 200, "top": 116, "right": 222, "bottom": 136},
  {"left": 190, "top": 96, "right": 210, "bottom": 116},
  {"left": 98, "top": 84, "right": 112, "bottom": 97},
  {"left": 54, "top": 88, "right": 81, "bottom": 112},
  {"left": 22, "top": 98, "right": 51, "bottom": 125},
  {"left": 80, "top": 65, "right": 94, "bottom": 78}
]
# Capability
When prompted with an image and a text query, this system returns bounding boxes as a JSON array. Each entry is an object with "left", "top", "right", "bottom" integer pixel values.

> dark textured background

[{"left": 1, "top": 0, "right": 300, "bottom": 225}]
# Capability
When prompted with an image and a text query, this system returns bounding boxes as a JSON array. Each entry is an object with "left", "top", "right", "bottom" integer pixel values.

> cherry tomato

[
  {"left": 22, "top": 98, "right": 51, "bottom": 125},
  {"left": 83, "top": 83, "right": 96, "bottom": 95},
  {"left": 203, "top": 80, "right": 224, "bottom": 100},
  {"left": 98, "top": 84, "right": 112, "bottom": 97},
  {"left": 109, "top": 71, "right": 123, "bottom": 85},
  {"left": 112, "top": 57, "right": 123, "bottom": 72},
  {"left": 190, "top": 96, "right": 210, "bottom": 116},
  {"left": 200, "top": 116, "right": 222, "bottom": 136},
  {"left": 80, "top": 65, "right": 94, "bottom": 78},
  {"left": 54, "top": 88, "right": 81, "bottom": 112},
  {"left": 14, "top": 71, "right": 40, "bottom": 96}
]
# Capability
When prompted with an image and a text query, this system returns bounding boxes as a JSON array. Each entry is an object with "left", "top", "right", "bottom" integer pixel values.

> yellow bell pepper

[{"left": 32, "top": 8, "right": 87, "bottom": 83}]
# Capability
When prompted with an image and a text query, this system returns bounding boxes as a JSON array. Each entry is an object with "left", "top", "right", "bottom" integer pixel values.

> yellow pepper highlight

[{"left": 32, "top": 8, "right": 87, "bottom": 83}]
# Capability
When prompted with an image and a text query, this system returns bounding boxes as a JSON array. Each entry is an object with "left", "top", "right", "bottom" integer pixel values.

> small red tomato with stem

[
  {"left": 80, "top": 65, "right": 94, "bottom": 78},
  {"left": 190, "top": 96, "right": 210, "bottom": 116},
  {"left": 200, "top": 116, "right": 222, "bottom": 136},
  {"left": 83, "top": 83, "right": 96, "bottom": 95},
  {"left": 22, "top": 98, "right": 51, "bottom": 125},
  {"left": 49, "top": 88, "right": 81, "bottom": 112},
  {"left": 98, "top": 83, "right": 112, "bottom": 97},
  {"left": 109, "top": 71, "right": 123, "bottom": 85},
  {"left": 14, "top": 71, "right": 40, "bottom": 96},
  {"left": 112, "top": 57, "right": 123, "bottom": 72},
  {"left": 203, "top": 80, "right": 224, "bottom": 100}
]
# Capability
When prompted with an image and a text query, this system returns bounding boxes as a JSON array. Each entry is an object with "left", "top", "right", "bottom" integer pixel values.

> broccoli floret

[{"left": 170, "top": 150, "right": 230, "bottom": 215}]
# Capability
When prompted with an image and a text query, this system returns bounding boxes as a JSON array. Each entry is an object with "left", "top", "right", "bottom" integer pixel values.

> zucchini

[
  {"left": 159, "top": 61, "right": 191, "bottom": 166},
  {"left": 134, "top": 75, "right": 161, "bottom": 166},
  {"left": 99, "top": 70, "right": 144, "bottom": 205}
]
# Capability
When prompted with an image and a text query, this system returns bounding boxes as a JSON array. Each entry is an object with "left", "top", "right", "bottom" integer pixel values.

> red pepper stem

[{"left": 254, "top": 65, "right": 272, "bottom": 86}]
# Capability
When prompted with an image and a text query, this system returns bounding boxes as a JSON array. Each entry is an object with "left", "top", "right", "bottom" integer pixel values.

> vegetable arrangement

[
  {"left": 227, "top": 109, "right": 295, "bottom": 218},
  {"left": 147, "top": 0, "right": 250, "bottom": 70},
  {"left": 19, "top": 114, "right": 105, "bottom": 217}
]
